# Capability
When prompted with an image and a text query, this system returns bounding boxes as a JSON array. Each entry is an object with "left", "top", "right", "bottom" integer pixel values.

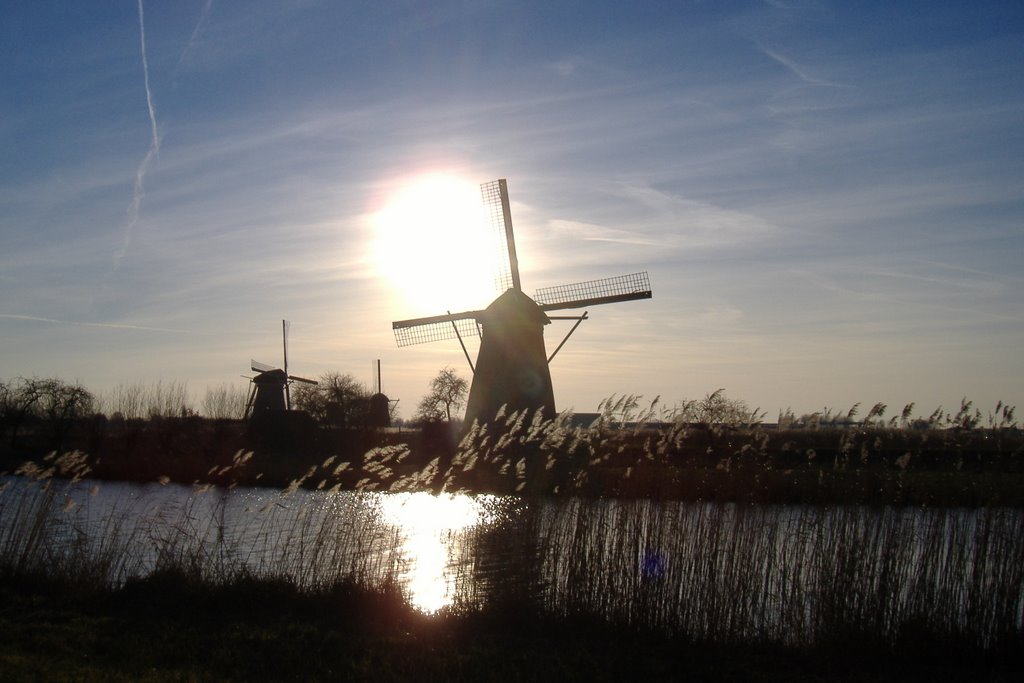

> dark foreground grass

[{"left": 0, "top": 573, "right": 1018, "bottom": 683}]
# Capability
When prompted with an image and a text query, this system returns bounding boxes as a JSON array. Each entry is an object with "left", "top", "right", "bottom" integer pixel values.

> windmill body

[
  {"left": 465, "top": 288, "right": 555, "bottom": 425},
  {"left": 250, "top": 368, "right": 289, "bottom": 414},
  {"left": 367, "top": 359, "right": 393, "bottom": 428},
  {"left": 393, "top": 179, "right": 652, "bottom": 427}
]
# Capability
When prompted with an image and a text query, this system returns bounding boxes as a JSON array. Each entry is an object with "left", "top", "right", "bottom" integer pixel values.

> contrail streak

[
  {"left": 0, "top": 314, "right": 186, "bottom": 334},
  {"left": 115, "top": 0, "right": 161, "bottom": 268},
  {"left": 180, "top": 0, "right": 214, "bottom": 64},
  {"left": 138, "top": 0, "right": 160, "bottom": 153},
  {"left": 761, "top": 47, "right": 840, "bottom": 88}
]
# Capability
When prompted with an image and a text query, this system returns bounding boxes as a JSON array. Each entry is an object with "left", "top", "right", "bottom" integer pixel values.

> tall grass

[
  {"left": 0, "top": 452, "right": 149, "bottom": 587},
  {"left": 437, "top": 394, "right": 1024, "bottom": 504},
  {"left": 0, "top": 458, "right": 405, "bottom": 595},
  {"left": 460, "top": 498, "right": 1024, "bottom": 650}
]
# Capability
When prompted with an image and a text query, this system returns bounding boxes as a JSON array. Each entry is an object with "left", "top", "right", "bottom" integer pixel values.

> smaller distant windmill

[
  {"left": 368, "top": 359, "right": 396, "bottom": 428},
  {"left": 244, "top": 320, "right": 318, "bottom": 419}
]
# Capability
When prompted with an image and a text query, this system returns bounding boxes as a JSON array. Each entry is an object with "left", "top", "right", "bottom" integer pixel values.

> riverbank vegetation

[{"left": 2, "top": 376, "right": 1021, "bottom": 505}]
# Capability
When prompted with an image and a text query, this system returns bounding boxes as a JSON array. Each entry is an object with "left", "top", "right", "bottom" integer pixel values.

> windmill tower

[
  {"left": 244, "top": 320, "right": 319, "bottom": 419},
  {"left": 368, "top": 359, "right": 395, "bottom": 428},
  {"left": 392, "top": 179, "right": 652, "bottom": 427}
]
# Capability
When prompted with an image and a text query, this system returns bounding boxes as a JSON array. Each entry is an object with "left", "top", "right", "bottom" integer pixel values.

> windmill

[
  {"left": 392, "top": 179, "right": 652, "bottom": 427},
  {"left": 244, "top": 320, "right": 319, "bottom": 419},
  {"left": 368, "top": 359, "right": 396, "bottom": 428}
]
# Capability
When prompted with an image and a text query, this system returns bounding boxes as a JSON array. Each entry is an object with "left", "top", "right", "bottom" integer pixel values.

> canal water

[{"left": 2, "top": 476, "right": 1021, "bottom": 646}]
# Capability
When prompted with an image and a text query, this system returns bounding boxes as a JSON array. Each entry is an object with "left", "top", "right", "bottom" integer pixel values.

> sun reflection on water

[{"left": 378, "top": 491, "right": 494, "bottom": 613}]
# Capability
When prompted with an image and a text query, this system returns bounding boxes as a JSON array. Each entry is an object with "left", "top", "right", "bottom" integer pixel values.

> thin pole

[
  {"left": 548, "top": 312, "right": 588, "bottom": 364},
  {"left": 282, "top": 319, "right": 291, "bottom": 410},
  {"left": 449, "top": 311, "right": 475, "bottom": 374}
]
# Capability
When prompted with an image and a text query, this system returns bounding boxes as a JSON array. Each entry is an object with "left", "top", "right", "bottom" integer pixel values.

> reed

[
  {"left": 434, "top": 394, "right": 1023, "bottom": 504},
  {"left": 474, "top": 499, "right": 1024, "bottom": 651},
  {"left": 0, "top": 454, "right": 406, "bottom": 597}
]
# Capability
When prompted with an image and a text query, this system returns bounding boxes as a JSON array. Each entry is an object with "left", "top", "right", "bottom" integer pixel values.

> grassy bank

[{"left": 0, "top": 571, "right": 1018, "bottom": 682}]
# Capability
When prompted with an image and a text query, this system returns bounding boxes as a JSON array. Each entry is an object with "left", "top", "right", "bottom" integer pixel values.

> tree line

[{"left": 0, "top": 366, "right": 471, "bottom": 447}]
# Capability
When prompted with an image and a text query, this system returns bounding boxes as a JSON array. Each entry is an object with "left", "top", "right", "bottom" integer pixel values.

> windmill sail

[
  {"left": 482, "top": 179, "right": 521, "bottom": 292},
  {"left": 535, "top": 271, "right": 652, "bottom": 311},
  {"left": 392, "top": 311, "right": 482, "bottom": 347}
]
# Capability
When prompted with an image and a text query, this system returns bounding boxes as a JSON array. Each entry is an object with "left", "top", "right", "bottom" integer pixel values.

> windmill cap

[
  {"left": 252, "top": 368, "right": 288, "bottom": 384},
  {"left": 481, "top": 288, "right": 550, "bottom": 326}
]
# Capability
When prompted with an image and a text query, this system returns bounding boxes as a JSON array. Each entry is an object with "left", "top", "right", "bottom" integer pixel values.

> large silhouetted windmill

[
  {"left": 392, "top": 179, "right": 652, "bottom": 427},
  {"left": 244, "top": 320, "right": 318, "bottom": 420}
]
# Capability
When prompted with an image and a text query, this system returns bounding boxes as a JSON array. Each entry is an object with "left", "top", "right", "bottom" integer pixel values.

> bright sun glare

[{"left": 372, "top": 174, "right": 499, "bottom": 314}]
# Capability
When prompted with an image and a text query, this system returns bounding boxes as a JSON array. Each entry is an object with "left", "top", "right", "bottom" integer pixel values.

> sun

[{"left": 371, "top": 174, "right": 499, "bottom": 314}]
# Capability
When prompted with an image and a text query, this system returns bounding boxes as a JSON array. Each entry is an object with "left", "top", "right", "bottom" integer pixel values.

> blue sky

[{"left": 2, "top": 0, "right": 1022, "bottom": 421}]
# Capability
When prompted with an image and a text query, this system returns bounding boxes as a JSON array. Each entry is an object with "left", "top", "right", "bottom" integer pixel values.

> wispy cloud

[
  {"left": 546, "top": 220, "right": 659, "bottom": 247},
  {"left": 609, "top": 182, "right": 780, "bottom": 247},
  {"left": 180, "top": 0, "right": 214, "bottom": 64},
  {"left": 760, "top": 0, "right": 827, "bottom": 14},
  {"left": 115, "top": 0, "right": 162, "bottom": 269},
  {"left": 862, "top": 268, "right": 1005, "bottom": 297},
  {"left": 550, "top": 59, "right": 575, "bottom": 77},
  {"left": 0, "top": 314, "right": 186, "bottom": 334},
  {"left": 908, "top": 258, "right": 1021, "bottom": 283},
  {"left": 759, "top": 47, "right": 842, "bottom": 88}
]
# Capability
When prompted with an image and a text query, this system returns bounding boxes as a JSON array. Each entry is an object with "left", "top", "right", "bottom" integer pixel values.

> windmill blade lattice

[
  {"left": 393, "top": 313, "right": 482, "bottom": 348},
  {"left": 251, "top": 359, "right": 278, "bottom": 373},
  {"left": 535, "top": 271, "right": 652, "bottom": 311},
  {"left": 481, "top": 179, "right": 521, "bottom": 292}
]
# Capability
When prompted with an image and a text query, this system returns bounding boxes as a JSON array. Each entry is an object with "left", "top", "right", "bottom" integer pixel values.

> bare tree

[
  {"left": 415, "top": 366, "right": 469, "bottom": 423},
  {"left": 0, "top": 377, "right": 43, "bottom": 448},
  {"left": 202, "top": 383, "right": 248, "bottom": 419},
  {"left": 101, "top": 383, "right": 146, "bottom": 419},
  {"left": 99, "top": 381, "right": 193, "bottom": 419},
  {"left": 37, "top": 378, "right": 94, "bottom": 448},
  {"left": 144, "top": 380, "right": 193, "bottom": 418},
  {"left": 292, "top": 371, "right": 370, "bottom": 427},
  {"left": 0, "top": 377, "right": 94, "bottom": 448}
]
